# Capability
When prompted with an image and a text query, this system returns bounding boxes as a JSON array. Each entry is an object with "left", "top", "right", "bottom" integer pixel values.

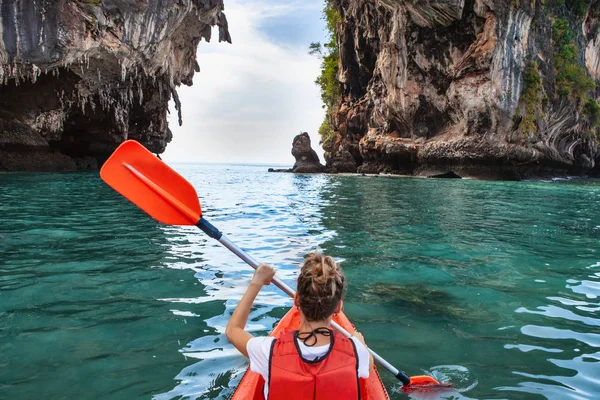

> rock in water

[
  {"left": 324, "top": 0, "right": 600, "bottom": 180},
  {"left": 292, "top": 132, "right": 325, "bottom": 173},
  {"left": 0, "top": 0, "right": 231, "bottom": 171}
]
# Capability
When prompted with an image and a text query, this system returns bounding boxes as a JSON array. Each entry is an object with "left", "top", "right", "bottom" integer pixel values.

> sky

[{"left": 162, "top": 0, "right": 328, "bottom": 166}]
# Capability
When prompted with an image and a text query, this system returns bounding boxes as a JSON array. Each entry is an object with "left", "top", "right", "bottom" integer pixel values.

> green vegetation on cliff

[
  {"left": 78, "top": 0, "right": 101, "bottom": 14},
  {"left": 519, "top": 11, "right": 600, "bottom": 140},
  {"left": 585, "top": 98, "right": 600, "bottom": 140},
  {"left": 310, "top": 1, "right": 342, "bottom": 152},
  {"left": 519, "top": 62, "right": 547, "bottom": 136},
  {"left": 80, "top": 0, "right": 101, "bottom": 7},
  {"left": 551, "top": 19, "right": 600, "bottom": 140},
  {"left": 544, "top": 0, "right": 593, "bottom": 16},
  {"left": 551, "top": 19, "right": 595, "bottom": 102}
]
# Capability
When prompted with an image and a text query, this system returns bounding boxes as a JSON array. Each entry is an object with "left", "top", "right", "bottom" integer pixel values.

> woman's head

[{"left": 296, "top": 252, "right": 346, "bottom": 322}]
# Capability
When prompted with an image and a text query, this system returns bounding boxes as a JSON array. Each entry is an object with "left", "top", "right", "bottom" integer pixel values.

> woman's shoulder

[
  {"left": 247, "top": 336, "right": 275, "bottom": 348},
  {"left": 247, "top": 336, "right": 276, "bottom": 356},
  {"left": 246, "top": 336, "right": 276, "bottom": 378}
]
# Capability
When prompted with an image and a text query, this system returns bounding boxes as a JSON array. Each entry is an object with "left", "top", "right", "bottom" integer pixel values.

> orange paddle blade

[
  {"left": 403, "top": 375, "right": 454, "bottom": 393},
  {"left": 100, "top": 140, "right": 201, "bottom": 225},
  {"left": 409, "top": 376, "right": 441, "bottom": 385}
]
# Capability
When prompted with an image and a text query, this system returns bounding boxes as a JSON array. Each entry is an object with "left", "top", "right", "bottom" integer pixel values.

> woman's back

[{"left": 226, "top": 252, "right": 373, "bottom": 399}]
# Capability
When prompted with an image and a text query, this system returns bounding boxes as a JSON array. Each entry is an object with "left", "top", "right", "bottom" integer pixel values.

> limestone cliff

[
  {"left": 0, "top": 0, "right": 230, "bottom": 171},
  {"left": 325, "top": 0, "right": 600, "bottom": 179}
]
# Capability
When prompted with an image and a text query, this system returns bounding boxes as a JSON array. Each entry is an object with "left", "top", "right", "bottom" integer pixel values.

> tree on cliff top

[{"left": 309, "top": 1, "right": 342, "bottom": 153}]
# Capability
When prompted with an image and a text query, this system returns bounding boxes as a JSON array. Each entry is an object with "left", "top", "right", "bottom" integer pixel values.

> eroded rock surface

[
  {"left": 326, "top": 0, "right": 600, "bottom": 179},
  {"left": 292, "top": 132, "right": 325, "bottom": 173},
  {"left": 269, "top": 132, "right": 325, "bottom": 173},
  {"left": 0, "top": 0, "right": 230, "bottom": 171}
]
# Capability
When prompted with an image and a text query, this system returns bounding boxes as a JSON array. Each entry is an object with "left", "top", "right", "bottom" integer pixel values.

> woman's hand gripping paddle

[{"left": 100, "top": 140, "right": 452, "bottom": 391}]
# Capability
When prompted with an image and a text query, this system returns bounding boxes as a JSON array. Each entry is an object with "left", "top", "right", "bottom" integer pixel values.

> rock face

[
  {"left": 0, "top": 0, "right": 230, "bottom": 171},
  {"left": 268, "top": 132, "right": 325, "bottom": 173},
  {"left": 292, "top": 132, "right": 325, "bottom": 173},
  {"left": 326, "top": 0, "right": 600, "bottom": 179}
]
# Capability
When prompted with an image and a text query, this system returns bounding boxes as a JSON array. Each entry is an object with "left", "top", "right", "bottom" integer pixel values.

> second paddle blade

[
  {"left": 100, "top": 140, "right": 201, "bottom": 225},
  {"left": 403, "top": 375, "right": 454, "bottom": 394}
]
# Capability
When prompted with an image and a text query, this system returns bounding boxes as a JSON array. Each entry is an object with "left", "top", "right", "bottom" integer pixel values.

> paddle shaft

[{"left": 197, "top": 217, "right": 412, "bottom": 385}]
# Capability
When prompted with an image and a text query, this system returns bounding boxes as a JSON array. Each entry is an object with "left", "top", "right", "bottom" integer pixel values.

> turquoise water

[{"left": 1, "top": 166, "right": 599, "bottom": 400}]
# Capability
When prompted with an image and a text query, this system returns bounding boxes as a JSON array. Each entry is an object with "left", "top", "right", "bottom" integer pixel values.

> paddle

[{"left": 100, "top": 139, "right": 450, "bottom": 389}]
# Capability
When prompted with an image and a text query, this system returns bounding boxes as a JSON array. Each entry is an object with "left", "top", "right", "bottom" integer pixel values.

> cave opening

[{"left": 0, "top": 68, "right": 79, "bottom": 124}]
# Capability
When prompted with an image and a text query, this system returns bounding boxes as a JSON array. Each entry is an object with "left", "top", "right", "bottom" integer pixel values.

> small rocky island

[{"left": 269, "top": 132, "right": 327, "bottom": 173}]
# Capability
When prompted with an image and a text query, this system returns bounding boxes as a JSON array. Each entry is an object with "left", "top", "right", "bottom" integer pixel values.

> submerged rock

[
  {"left": 324, "top": 0, "right": 600, "bottom": 180},
  {"left": 362, "top": 282, "right": 491, "bottom": 322},
  {"left": 0, "top": 0, "right": 231, "bottom": 171}
]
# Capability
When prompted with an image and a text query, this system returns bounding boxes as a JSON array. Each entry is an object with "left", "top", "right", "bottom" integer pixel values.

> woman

[{"left": 226, "top": 252, "right": 373, "bottom": 399}]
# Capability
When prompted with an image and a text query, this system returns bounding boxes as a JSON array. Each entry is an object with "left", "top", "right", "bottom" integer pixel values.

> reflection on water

[
  {"left": 1, "top": 169, "right": 599, "bottom": 399},
  {"left": 498, "top": 261, "right": 600, "bottom": 400}
]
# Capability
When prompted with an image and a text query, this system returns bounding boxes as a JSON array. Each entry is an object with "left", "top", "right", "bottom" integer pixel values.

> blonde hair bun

[{"left": 297, "top": 252, "right": 346, "bottom": 321}]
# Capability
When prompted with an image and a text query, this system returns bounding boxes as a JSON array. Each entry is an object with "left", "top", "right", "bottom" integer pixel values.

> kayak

[{"left": 230, "top": 305, "right": 391, "bottom": 400}]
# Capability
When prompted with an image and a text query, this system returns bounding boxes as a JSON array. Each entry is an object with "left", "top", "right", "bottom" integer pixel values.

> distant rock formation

[
  {"left": 0, "top": 0, "right": 230, "bottom": 171},
  {"left": 292, "top": 132, "right": 325, "bottom": 173},
  {"left": 269, "top": 132, "right": 326, "bottom": 173}
]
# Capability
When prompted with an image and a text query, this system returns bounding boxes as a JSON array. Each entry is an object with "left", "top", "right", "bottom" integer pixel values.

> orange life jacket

[{"left": 267, "top": 330, "right": 360, "bottom": 400}]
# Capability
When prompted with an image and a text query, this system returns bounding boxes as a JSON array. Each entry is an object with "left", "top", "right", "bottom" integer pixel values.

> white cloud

[
  {"left": 162, "top": 0, "right": 326, "bottom": 165},
  {"left": 232, "top": 0, "right": 322, "bottom": 21}
]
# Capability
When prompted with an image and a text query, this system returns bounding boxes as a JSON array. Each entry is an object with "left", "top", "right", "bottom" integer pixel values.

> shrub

[
  {"left": 543, "top": 0, "right": 591, "bottom": 16},
  {"left": 566, "top": 0, "right": 592, "bottom": 16},
  {"left": 519, "top": 62, "right": 546, "bottom": 135},
  {"left": 584, "top": 98, "right": 600, "bottom": 124},
  {"left": 310, "top": 1, "right": 342, "bottom": 144},
  {"left": 319, "top": 117, "right": 337, "bottom": 152},
  {"left": 552, "top": 19, "right": 596, "bottom": 104}
]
